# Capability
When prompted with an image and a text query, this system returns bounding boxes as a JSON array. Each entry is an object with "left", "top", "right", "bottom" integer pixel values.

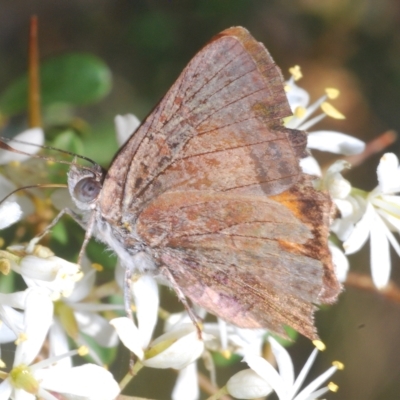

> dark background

[{"left": 1, "top": 1, "right": 400, "bottom": 399}]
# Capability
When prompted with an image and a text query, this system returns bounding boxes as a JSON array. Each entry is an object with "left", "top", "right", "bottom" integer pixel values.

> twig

[
  {"left": 345, "top": 271, "right": 400, "bottom": 303},
  {"left": 198, "top": 372, "right": 233, "bottom": 400},
  {"left": 344, "top": 130, "right": 397, "bottom": 167}
]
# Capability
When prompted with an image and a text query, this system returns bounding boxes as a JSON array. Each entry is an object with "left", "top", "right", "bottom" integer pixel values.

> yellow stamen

[
  {"left": 0, "top": 359, "right": 6, "bottom": 368},
  {"left": 328, "top": 382, "right": 339, "bottom": 392},
  {"left": 294, "top": 106, "right": 306, "bottom": 118},
  {"left": 91, "top": 262, "right": 103, "bottom": 271},
  {"left": 289, "top": 65, "right": 303, "bottom": 81},
  {"left": 32, "top": 244, "right": 54, "bottom": 258},
  {"left": 221, "top": 349, "right": 232, "bottom": 359},
  {"left": 333, "top": 360, "right": 345, "bottom": 370},
  {"left": 321, "top": 102, "right": 345, "bottom": 119},
  {"left": 325, "top": 88, "right": 340, "bottom": 99},
  {"left": 15, "top": 333, "right": 28, "bottom": 345},
  {"left": 78, "top": 346, "right": 89, "bottom": 356},
  {"left": 0, "top": 259, "right": 11, "bottom": 275},
  {"left": 312, "top": 340, "right": 326, "bottom": 351}
]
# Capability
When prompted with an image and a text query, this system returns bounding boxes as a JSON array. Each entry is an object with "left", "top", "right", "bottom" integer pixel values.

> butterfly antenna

[
  {"left": 0, "top": 136, "right": 98, "bottom": 166},
  {"left": 0, "top": 183, "right": 68, "bottom": 206},
  {"left": 0, "top": 139, "right": 100, "bottom": 174}
]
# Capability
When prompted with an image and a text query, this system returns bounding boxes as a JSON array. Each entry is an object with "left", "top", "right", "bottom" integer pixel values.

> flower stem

[
  {"left": 119, "top": 361, "right": 144, "bottom": 392},
  {"left": 28, "top": 15, "right": 42, "bottom": 128},
  {"left": 205, "top": 385, "right": 229, "bottom": 400}
]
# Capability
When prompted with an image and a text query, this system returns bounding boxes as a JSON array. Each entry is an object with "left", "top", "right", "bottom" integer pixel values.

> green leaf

[
  {"left": 212, "top": 351, "right": 241, "bottom": 367},
  {"left": 50, "top": 220, "right": 69, "bottom": 245},
  {"left": 0, "top": 54, "right": 112, "bottom": 116},
  {"left": 51, "top": 129, "right": 85, "bottom": 155}
]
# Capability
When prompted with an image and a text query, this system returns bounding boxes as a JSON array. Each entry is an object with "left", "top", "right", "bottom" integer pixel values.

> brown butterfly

[{"left": 67, "top": 26, "right": 340, "bottom": 340}]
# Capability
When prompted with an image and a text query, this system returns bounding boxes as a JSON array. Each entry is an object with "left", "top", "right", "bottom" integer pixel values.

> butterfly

[{"left": 67, "top": 26, "right": 340, "bottom": 340}]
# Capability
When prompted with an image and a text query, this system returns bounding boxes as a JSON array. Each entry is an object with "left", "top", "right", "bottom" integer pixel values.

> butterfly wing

[
  {"left": 99, "top": 26, "right": 340, "bottom": 339},
  {"left": 136, "top": 176, "right": 338, "bottom": 339},
  {"left": 100, "top": 26, "right": 307, "bottom": 221}
]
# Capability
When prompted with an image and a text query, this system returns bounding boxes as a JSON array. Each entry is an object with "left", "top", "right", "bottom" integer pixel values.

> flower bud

[{"left": 226, "top": 369, "right": 273, "bottom": 399}]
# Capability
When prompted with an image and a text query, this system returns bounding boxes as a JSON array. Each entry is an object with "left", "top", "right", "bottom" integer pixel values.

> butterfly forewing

[{"left": 100, "top": 27, "right": 307, "bottom": 220}]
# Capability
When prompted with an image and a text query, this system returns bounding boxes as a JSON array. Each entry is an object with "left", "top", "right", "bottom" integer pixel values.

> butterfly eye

[{"left": 74, "top": 177, "right": 101, "bottom": 203}]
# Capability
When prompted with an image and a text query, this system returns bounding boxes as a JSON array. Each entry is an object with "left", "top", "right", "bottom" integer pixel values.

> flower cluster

[{"left": 1, "top": 65, "right": 398, "bottom": 400}]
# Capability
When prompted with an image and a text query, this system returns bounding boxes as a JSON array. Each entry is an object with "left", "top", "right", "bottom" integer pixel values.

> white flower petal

[
  {"left": 14, "top": 289, "right": 53, "bottom": 365},
  {"left": 0, "top": 290, "right": 29, "bottom": 309},
  {"left": 0, "top": 380, "right": 12, "bottom": 400},
  {"left": 49, "top": 322, "right": 72, "bottom": 368},
  {"left": 75, "top": 311, "right": 118, "bottom": 347},
  {"left": 0, "top": 174, "right": 35, "bottom": 218},
  {"left": 0, "top": 305, "right": 23, "bottom": 343},
  {"left": 172, "top": 362, "right": 199, "bottom": 400},
  {"left": 370, "top": 212, "right": 391, "bottom": 288},
  {"left": 0, "top": 201, "right": 22, "bottom": 229},
  {"left": 268, "top": 336, "right": 294, "bottom": 388},
  {"left": 285, "top": 81, "right": 310, "bottom": 111},
  {"left": 343, "top": 203, "right": 373, "bottom": 254},
  {"left": 115, "top": 114, "right": 141, "bottom": 147},
  {"left": 110, "top": 317, "right": 144, "bottom": 359},
  {"left": 300, "top": 156, "right": 321, "bottom": 176},
  {"left": 132, "top": 274, "right": 159, "bottom": 348},
  {"left": 377, "top": 153, "right": 400, "bottom": 194},
  {"left": 38, "top": 364, "right": 120, "bottom": 400},
  {"left": 227, "top": 369, "right": 273, "bottom": 399},
  {"left": 14, "top": 387, "right": 35, "bottom": 400},
  {"left": 307, "top": 131, "right": 365, "bottom": 155},
  {"left": 243, "top": 354, "right": 286, "bottom": 399},
  {"left": 329, "top": 242, "right": 349, "bottom": 282},
  {"left": 378, "top": 209, "right": 400, "bottom": 238},
  {"left": 0, "top": 128, "right": 44, "bottom": 164},
  {"left": 143, "top": 324, "right": 204, "bottom": 370}
]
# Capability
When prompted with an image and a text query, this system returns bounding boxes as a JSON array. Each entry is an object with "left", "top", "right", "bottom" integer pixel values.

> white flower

[
  {"left": 0, "top": 200, "right": 21, "bottom": 229},
  {"left": 172, "top": 362, "right": 199, "bottom": 400},
  {"left": 49, "top": 257, "right": 121, "bottom": 367},
  {"left": 284, "top": 67, "right": 365, "bottom": 176},
  {"left": 0, "top": 174, "right": 34, "bottom": 221},
  {"left": 0, "top": 243, "right": 82, "bottom": 300},
  {"left": 111, "top": 318, "right": 205, "bottom": 370},
  {"left": 0, "top": 290, "right": 30, "bottom": 344},
  {"left": 0, "top": 128, "right": 44, "bottom": 165},
  {"left": 329, "top": 242, "right": 349, "bottom": 282},
  {"left": 226, "top": 337, "right": 341, "bottom": 400},
  {"left": 115, "top": 261, "right": 159, "bottom": 349},
  {"left": 337, "top": 153, "right": 400, "bottom": 288},
  {"left": 0, "top": 289, "right": 120, "bottom": 400},
  {"left": 114, "top": 114, "right": 141, "bottom": 147}
]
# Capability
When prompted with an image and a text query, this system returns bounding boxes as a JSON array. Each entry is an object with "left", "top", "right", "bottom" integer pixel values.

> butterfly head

[{"left": 68, "top": 163, "right": 105, "bottom": 212}]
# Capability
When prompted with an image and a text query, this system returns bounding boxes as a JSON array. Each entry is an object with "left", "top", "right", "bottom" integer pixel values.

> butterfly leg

[
  {"left": 160, "top": 266, "right": 203, "bottom": 339},
  {"left": 123, "top": 265, "right": 134, "bottom": 320},
  {"left": 26, "top": 207, "right": 85, "bottom": 252}
]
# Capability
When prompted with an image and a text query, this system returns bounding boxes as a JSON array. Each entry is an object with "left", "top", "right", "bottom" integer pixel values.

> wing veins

[
  {"left": 194, "top": 84, "right": 270, "bottom": 129},
  {"left": 178, "top": 136, "right": 286, "bottom": 160}
]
